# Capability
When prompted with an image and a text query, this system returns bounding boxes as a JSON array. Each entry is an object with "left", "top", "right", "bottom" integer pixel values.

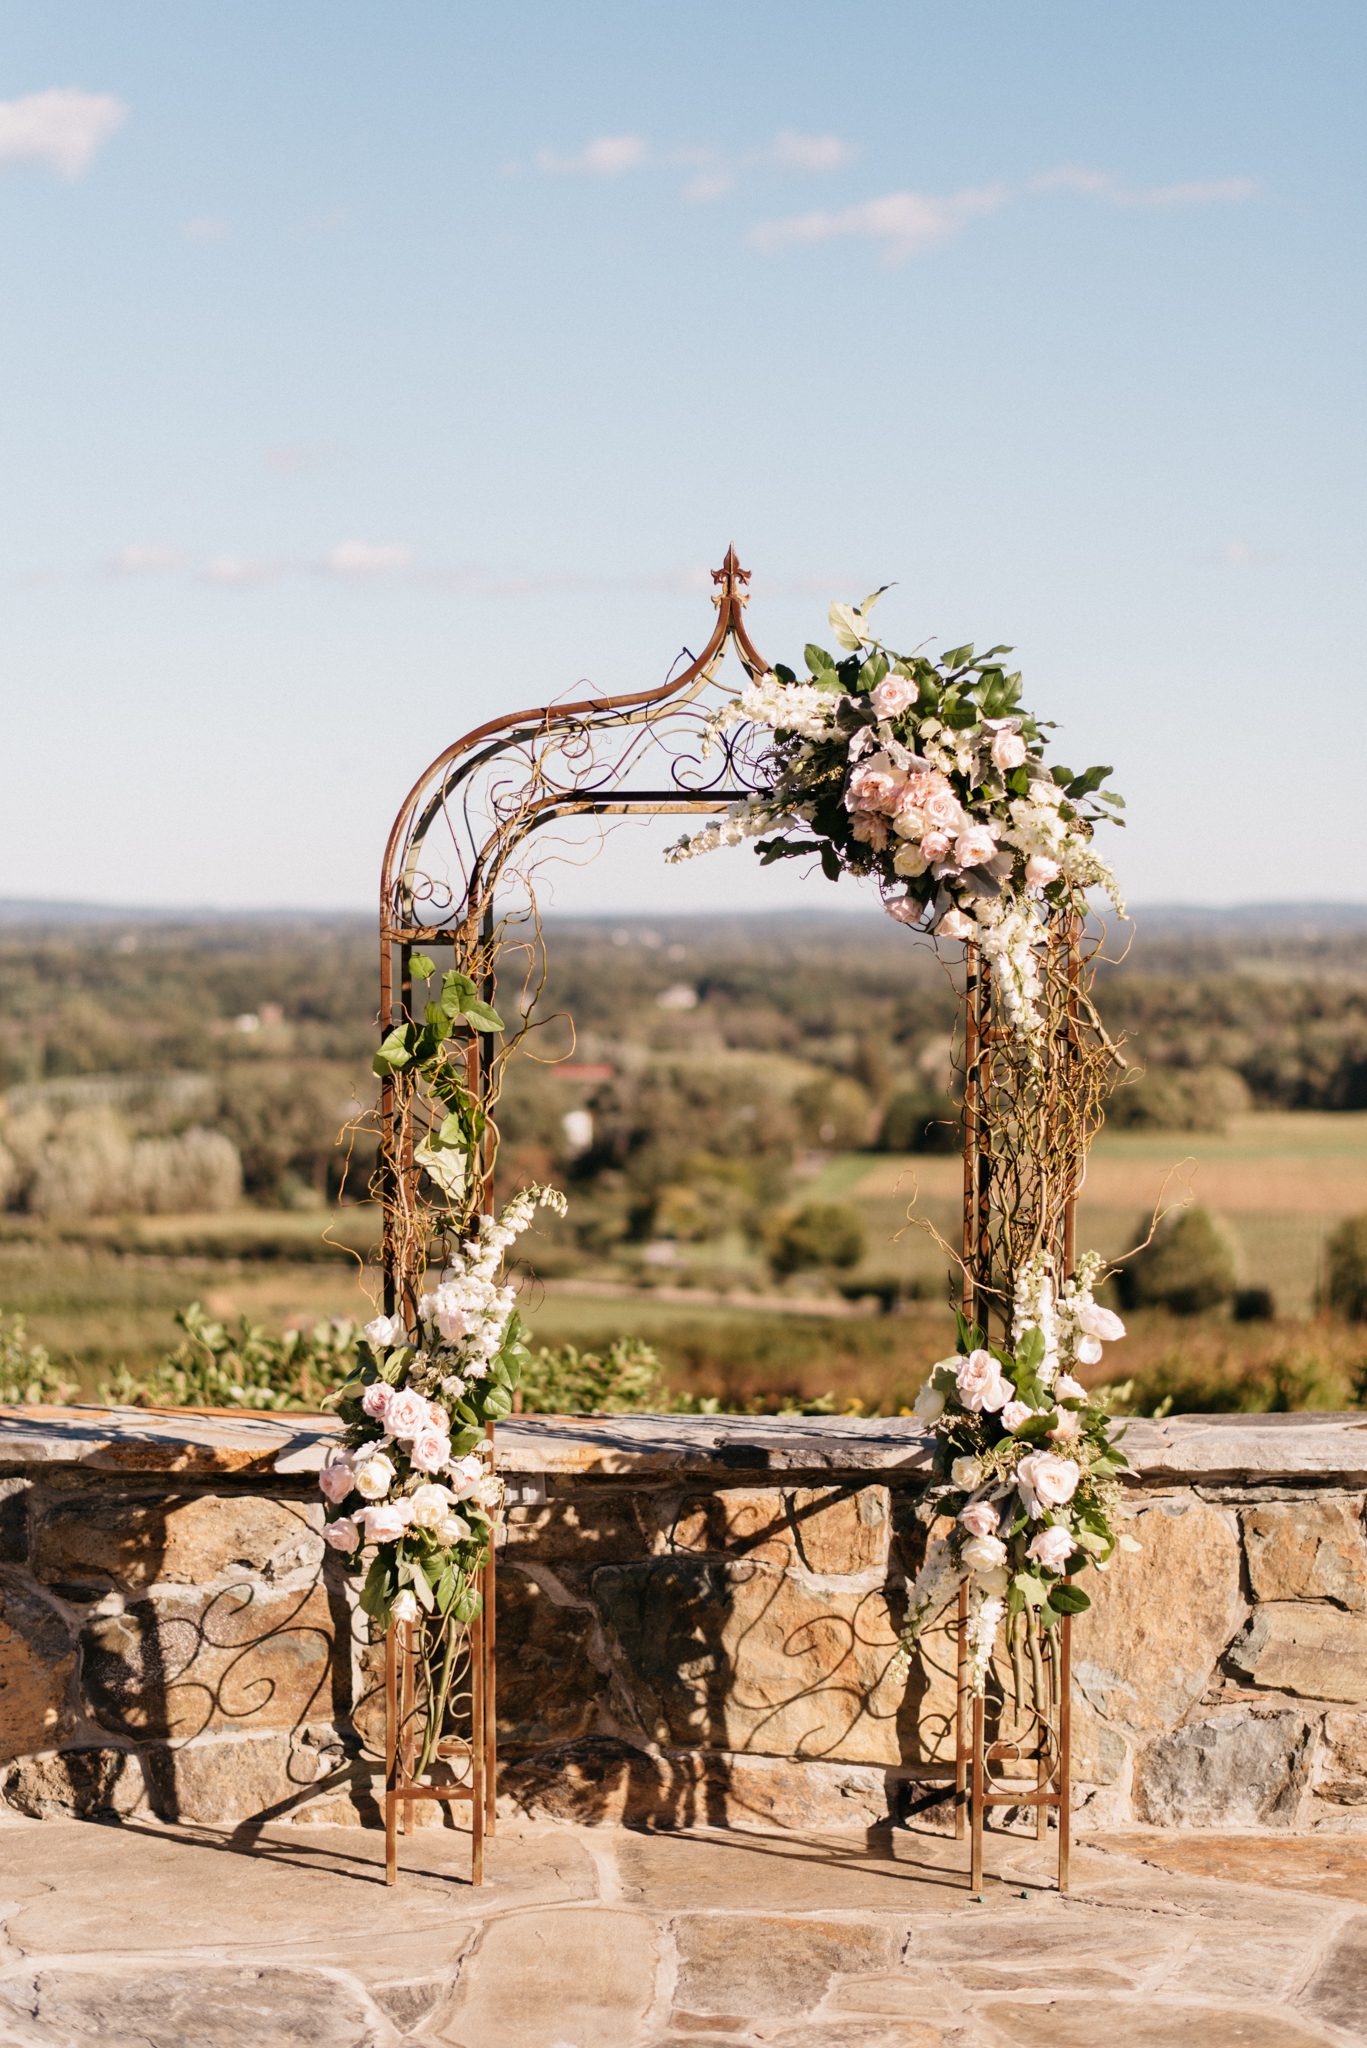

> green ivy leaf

[
  {"left": 372, "top": 1024, "right": 415, "bottom": 1076},
  {"left": 1047, "top": 1583, "right": 1091, "bottom": 1615},
  {"left": 409, "top": 952, "right": 436, "bottom": 981},
  {"left": 804, "top": 643, "right": 835, "bottom": 673}
]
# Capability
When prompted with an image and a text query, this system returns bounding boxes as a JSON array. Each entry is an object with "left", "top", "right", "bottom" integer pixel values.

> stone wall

[{"left": 1, "top": 1406, "right": 1365, "bottom": 1836}]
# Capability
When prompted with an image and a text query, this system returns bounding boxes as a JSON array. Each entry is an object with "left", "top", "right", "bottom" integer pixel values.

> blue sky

[{"left": 3, "top": 3, "right": 1364, "bottom": 914}]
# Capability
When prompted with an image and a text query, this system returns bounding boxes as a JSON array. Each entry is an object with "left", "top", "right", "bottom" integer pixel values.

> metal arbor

[
  {"left": 374, "top": 548, "right": 1082, "bottom": 1890},
  {"left": 375, "top": 549, "right": 775, "bottom": 1882}
]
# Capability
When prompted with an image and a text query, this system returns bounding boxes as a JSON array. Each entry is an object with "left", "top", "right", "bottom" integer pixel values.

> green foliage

[
  {"left": 876, "top": 1084, "right": 960, "bottom": 1153},
  {"left": 1110, "top": 1343, "right": 1361, "bottom": 1417},
  {"left": 0, "top": 1315, "right": 77, "bottom": 1405},
  {"left": 1107, "top": 1064, "right": 1251, "bottom": 1134},
  {"left": 1118, "top": 1206, "right": 1238, "bottom": 1316},
  {"left": 767, "top": 1200, "right": 867, "bottom": 1277},
  {"left": 517, "top": 1337, "right": 664, "bottom": 1414},
  {"left": 1324, "top": 1213, "right": 1367, "bottom": 1322},
  {"left": 101, "top": 1302, "right": 362, "bottom": 1411}
]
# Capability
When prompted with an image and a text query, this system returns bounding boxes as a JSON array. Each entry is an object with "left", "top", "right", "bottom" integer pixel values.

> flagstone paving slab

[{"left": 0, "top": 1816, "right": 1363, "bottom": 2045}]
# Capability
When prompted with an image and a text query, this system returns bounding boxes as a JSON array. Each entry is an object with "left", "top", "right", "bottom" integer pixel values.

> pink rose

[
  {"left": 1025, "top": 854, "right": 1060, "bottom": 889},
  {"left": 360, "top": 1382, "right": 393, "bottom": 1423},
  {"left": 324, "top": 1515, "right": 361, "bottom": 1554},
  {"left": 959, "top": 1500, "right": 1000, "bottom": 1538},
  {"left": 955, "top": 1348, "right": 1014, "bottom": 1414},
  {"left": 938, "top": 908, "right": 974, "bottom": 942},
  {"left": 1016, "top": 1451, "right": 1080, "bottom": 1519},
  {"left": 448, "top": 1452, "right": 486, "bottom": 1500},
  {"left": 359, "top": 1501, "right": 411, "bottom": 1543},
  {"left": 318, "top": 1456, "right": 354, "bottom": 1504},
  {"left": 383, "top": 1388, "right": 429, "bottom": 1440},
  {"left": 1026, "top": 1525, "right": 1075, "bottom": 1571},
  {"left": 851, "top": 810, "right": 891, "bottom": 852},
  {"left": 923, "top": 788, "right": 967, "bottom": 834},
  {"left": 846, "top": 756, "right": 907, "bottom": 815},
  {"left": 953, "top": 825, "right": 999, "bottom": 870},
  {"left": 1054, "top": 1373, "right": 1087, "bottom": 1403},
  {"left": 991, "top": 729, "right": 1027, "bottom": 772},
  {"left": 919, "top": 829, "right": 953, "bottom": 862},
  {"left": 871, "top": 674, "right": 916, "bottom": 719},
  {"left": 884, "top": 894, "right": 924, "bottom": 927},
  {"left": 1075, "top": 1302, "right": 1126, "bottom": 1342},
  {"left": 1051, "top": 1408, "right": 1081, "bottom": 1441},
  {"left": 409, "top": 1425, "right": 452, "bottom": 1474},
  {"left": 1000, "top": 1399, "right": 1035, "bottom": 1433}
]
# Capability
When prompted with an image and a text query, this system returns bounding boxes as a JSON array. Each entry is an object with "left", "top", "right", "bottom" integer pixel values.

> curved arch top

[{"left": 379, "top": 546, "right": 775, "bottom": 944}]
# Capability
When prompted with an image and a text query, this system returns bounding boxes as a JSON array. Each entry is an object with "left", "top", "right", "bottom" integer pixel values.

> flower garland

[
  {"left": 319, "top": 1185, "right": 563, "bottom": 1623},
  {"left": 666, "top": 590, "right": 1124, "bottom": 1042},
  {"left": 901, "top": 1254, "right": 1135, "bottom": 1692}
]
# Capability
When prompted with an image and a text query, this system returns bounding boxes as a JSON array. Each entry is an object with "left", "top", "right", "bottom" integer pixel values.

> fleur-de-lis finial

[{"left": 712, "top": 544, "right": 750, "bottom": 604}]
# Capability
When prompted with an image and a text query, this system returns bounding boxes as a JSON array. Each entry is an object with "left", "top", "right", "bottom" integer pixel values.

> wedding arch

[{"left": 317, "top": 549, "right": 1129, "bottom": 1889}]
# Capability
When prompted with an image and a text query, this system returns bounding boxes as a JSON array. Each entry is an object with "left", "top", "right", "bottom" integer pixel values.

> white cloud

[
  {"left": 530, "top": 129, "right": 853, "bottom": 198},
  {"left": 751, "top": 183, "right": 1009, "bottom": 262},
  {"left": 108, "top": 544, "right": 182, "bottom": 576},
  {"left": 766, "top": 131, "right": 853, "bottom": 174},
  {"left": 0, "top": 88, "right": 127, "bottom": 180},
  {"left": 534, "top": 134, "right": 647, "bottom": 176},
  {"left": 1031, "top": 165, "right": 1257, "bottom": 208},
  {"left": 324, "top": 540, "right": 412, "bottom": 576},
  {"left": 203, "top": 555, "right": 277, "bottom": 587},
  {"left": 181, "top": 215, "right": 230, "bottom": 244}
]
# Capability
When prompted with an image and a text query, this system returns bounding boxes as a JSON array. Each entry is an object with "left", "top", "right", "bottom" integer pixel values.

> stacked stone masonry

[{"left": 1, "top": 1406, "right": 1365, "bottom": 1836}]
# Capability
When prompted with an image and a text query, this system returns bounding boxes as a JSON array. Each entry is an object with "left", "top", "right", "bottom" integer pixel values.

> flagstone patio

[{"left": 0, "top": 1815, "right": 1363, "bottom": 2047}]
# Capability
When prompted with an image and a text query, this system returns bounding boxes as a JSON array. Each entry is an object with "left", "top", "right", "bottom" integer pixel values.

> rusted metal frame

[
  {"left": 378, "top": 550, "right": 774, "bottom": 1886},
  {"left": 380, "top": 546, "right": 767, "bottom": 931}
]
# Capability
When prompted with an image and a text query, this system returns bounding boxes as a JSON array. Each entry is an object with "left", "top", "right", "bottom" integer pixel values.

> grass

[
  {"left": 811, "top": 1111, "right": 1367, "bottom": 1316},
  {"left": 4, "top": 1108, "right": 1366, "bottom": 1410}
]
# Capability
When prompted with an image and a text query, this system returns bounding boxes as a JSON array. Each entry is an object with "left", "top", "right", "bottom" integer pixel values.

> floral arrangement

[
  {"left": 318, "top": 1186, "right": 562, "bottom": 1639},
  {"left": 901, "top": 1252, "right": 1135, "bottom": 1693},
  {"left": 667, "top": 589, "right": 1124, "bottom": 1042}
]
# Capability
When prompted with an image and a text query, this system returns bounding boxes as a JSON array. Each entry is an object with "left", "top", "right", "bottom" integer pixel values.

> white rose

[
  {"left": 1016, "top": 1450, "right": 1080, "bottom": 1519},
  {"left": 913, "top": 1383, "right": 946, "bottom": 1422},
  {"left": 951, "top": 1456, "right": 982, "bottom": 1489},
  {"left": 1074, "top": 1335, "right": 1104, "bottom": 1366},
  {"left": 1075, "top": 1301, "right": 1126, "bottom": 1342},
  {"left": 390, "top": 1588, "right": 420, "bottom": 1625},
  {"left": 991, "top": 730, "right": 1027, "bottom": 772},
  {"left": 1025, "top": 854, "right": 1060, "bottom": 889},
  {"left": 435, "top": 1512, "right": 472, "bottom": 1545},
  {"left": 364, "top": 1313, "right": 407, "bottom": 1351},
  {"left": 353, "top": 1450, "right": 396, "bottom": 1502},
  {"left": 1054, "top": 1373, "right": 1087, "bottom": 1402},
  {"left": 408, "top": 1482, "right": 455, "bottom": 1531},
  {"left": 961, "top": 1532, "right": 1007, "bottom": 1573},
  {"left": 938, "top": 908, "right": 974, "bottom": 942},
  {"left": 893, "top": 842, "right": 930, "bottom": 878}
]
